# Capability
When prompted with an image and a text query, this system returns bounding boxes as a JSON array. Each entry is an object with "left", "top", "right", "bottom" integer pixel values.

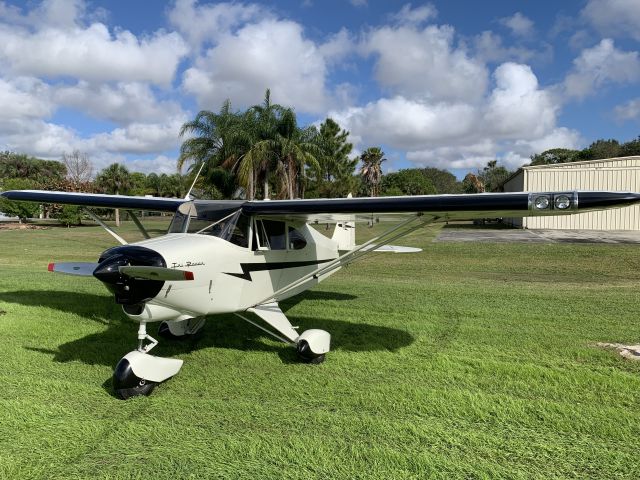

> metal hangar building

[{"left": 501, "top": 156, "right": 640, "bottom": 230}]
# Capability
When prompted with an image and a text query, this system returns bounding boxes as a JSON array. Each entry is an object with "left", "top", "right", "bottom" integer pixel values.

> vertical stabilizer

[{"left": 332, "top": 194, "right": 355, "bottom": 251}]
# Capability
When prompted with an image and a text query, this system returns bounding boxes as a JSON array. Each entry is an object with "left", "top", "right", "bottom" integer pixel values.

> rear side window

[{"left": 288, "top": 226, "right": 307, "bottom": 250}]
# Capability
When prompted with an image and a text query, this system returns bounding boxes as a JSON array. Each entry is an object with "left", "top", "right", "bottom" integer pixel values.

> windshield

[{"left": 168, "top": 203, "right": 250, "bottom": 248}]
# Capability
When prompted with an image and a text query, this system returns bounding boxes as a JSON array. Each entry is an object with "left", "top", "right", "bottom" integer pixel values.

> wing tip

[{"left": 47, "top": 263, "right": 54, "bottom": 272}]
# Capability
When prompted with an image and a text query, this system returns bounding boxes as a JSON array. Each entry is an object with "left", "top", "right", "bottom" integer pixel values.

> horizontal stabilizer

[
  {"left": 118, "top": 266, "right": 194, "bottom": 281},
  {"left": 47, "top": 262, "right": 98, "bottom": 276},
  {"left": 370, "top": 245, "right": 422, "bottom": 253}
]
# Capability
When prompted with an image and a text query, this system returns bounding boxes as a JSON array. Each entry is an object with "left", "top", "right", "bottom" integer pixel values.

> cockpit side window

[
  {"left": 253, "top": 219, "right": 286, "bottom": 250},
  {"left": 252, "top": 219, "right": 307, "bottom": 251}
]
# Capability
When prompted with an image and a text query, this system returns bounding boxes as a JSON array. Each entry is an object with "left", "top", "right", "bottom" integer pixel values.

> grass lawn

[{"left": 0, "top": 220, "right": 639, "bottom": 479}]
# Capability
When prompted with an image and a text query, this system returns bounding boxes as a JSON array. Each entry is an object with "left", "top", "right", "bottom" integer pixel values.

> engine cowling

[{"left": 93, "top": 245, "right": 166, "bottom": 305}]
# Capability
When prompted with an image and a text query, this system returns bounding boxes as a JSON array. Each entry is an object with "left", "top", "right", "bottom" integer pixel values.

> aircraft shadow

[{"left": 1, "top": 290, "right": 415, "bottom": 368}]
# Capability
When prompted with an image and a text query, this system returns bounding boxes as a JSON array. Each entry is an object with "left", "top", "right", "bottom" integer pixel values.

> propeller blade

[
  {"left": 118, "top": 266, "right": 195, "bottom": 281},
  {"left": 48, "top": 262, "right": 99, "bottom": 276}
]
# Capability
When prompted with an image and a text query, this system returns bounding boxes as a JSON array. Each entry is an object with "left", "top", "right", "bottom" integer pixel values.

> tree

[
  {"left": 529, "top": 148, "right": 580, "bottom": 166},
  {"left": 96, "top": 163, "right": 132, "bottom": 226},
  {"left": 244, "top": 89, "right": 287, "bottom": 199},
  {"left": 0, "top": 178, "right": 40, "bottom": 222},
  {"left": 421, "top": 168, "right": 462, "bottom": 194},
  {"left": 619, "top": 136, "right": 640, "bottom": 157},
  {"left": 578, "top": 139, "right": 621, "bottom": 160},
  {"left": 307, "top": 118, "right": 358, "bottom": 198},
  {"left": 381, "top": 169, "right": 436, "bottom": 196},
  {"left": 62, "top": 150, "right": 93, "bottom": 186},
  {"left": 359, "top": 147, "right": 386, "bottom": 197},
  {"left": 478, "top": 160, "right": 511, "bottom": 192},
  {"left": 0, "top": 151, "right": 66, "bottom": 186},
  {"left": 178, "top": 100, "right": 246, "bottom": 198},
  {"left": 462, "top": 173, "right": 485, "bottom": 193}
]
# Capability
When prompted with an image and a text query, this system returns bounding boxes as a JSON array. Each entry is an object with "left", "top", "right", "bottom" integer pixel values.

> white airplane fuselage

[{"left": 120, "top": 223, "right": 340, "bottom": 324}]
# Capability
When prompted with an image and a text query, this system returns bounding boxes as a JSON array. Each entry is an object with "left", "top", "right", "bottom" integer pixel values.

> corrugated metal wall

[{"left": 506, "top": 156, "right": 640, "bottom": 230}]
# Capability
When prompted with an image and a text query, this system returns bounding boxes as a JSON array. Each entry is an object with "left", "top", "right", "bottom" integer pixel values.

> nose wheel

[
  {"left": 112, "top": 321, "right": 183, "bottom": 399},
  {"left": 113, "top": 356, "right": 157, "bottom": 400}
]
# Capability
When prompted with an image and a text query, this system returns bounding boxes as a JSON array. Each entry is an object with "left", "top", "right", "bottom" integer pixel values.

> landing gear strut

[
  {"left": 237, "top": 303, "right": 331, "bottom": 364},
  {"left": 112, "top": 321, "right": 183, "bottom": 400}
]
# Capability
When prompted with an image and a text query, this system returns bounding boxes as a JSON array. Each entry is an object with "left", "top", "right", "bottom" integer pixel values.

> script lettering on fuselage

[{"left": 171, "top": 261, "right": 205, "bottom": 269}]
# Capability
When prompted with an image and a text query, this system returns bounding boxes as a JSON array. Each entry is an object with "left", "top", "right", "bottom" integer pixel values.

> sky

[{"left": 0, "top": 0, "right": 639, "bottom": 179}]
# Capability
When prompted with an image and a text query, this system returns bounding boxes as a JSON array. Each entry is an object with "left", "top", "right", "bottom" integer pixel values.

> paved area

[{"left": 435, "top": 227, "right": 640, "bottom": 244}]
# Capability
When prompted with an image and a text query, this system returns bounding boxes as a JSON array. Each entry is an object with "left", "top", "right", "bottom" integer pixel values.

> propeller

[
  {"left": 47, "top": 262, "right": 194, "bottom": 281},
  {"left": 47, "top": 246, "right": 191, "bottom": 305},
  {"left": 118, "top": 266, "right": 194, "bottom": 281},
  {"left": 47, "top": 262, "right": 99, "bottom": 276}
]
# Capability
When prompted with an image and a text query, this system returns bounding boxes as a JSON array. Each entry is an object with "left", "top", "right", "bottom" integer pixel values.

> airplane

[{"left": 1, "top": 188, "right": 639, "bottom": 399}]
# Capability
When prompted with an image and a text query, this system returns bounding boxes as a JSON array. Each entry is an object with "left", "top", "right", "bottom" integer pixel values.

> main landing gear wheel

[
  {"left": 158, "top": 318, "right": 205, "bottom": 340},
  {"left": 297, "top": 340, "right": 326, "bottom": 364},
  {"left": 158, "top": 321, "right": 179, "bottom": 339},
  {"left": 113, "top": 356, "right": 157, "bottom": 400}
]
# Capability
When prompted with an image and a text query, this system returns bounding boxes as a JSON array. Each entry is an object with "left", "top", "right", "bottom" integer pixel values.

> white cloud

[
  {"left": 82, "top": 116, "right": 187, "bottom": 155},
  {"left": 499, "top": 12, "right": 534, "bottom": 37},
  {"left": 473, "top": 31, "right": 541, "bottom": 64},
  {"left": 518, "top": 127, "right": 582, "bottom": 154},
  {"left": 350, "top": 0, "right": 367, "bottom": 7},
  {"left": 614, "top": 98, "right": 640, "bottom": 122},
  {"left": 485, "top": 63, "right": 556, "bottom": 139},
  {"left": 167, "top": 0, "right": 265, "bottom": 49},
  {"left": 0, "top": 19, "right": 188, "bottom": 86},
  {"left": 582, "top": 0, "right": 640, "bottom": 41},
  {"left": 564, "top": 39, "right": 640, "bottom": 98},
  {"left": 0, "top": 112, "right": 185, "bottom": 164},
  {"left": 362, "top": 24, "right": 488, "bottom": 102},
  {"left": 0, "top": 119, "right": 77, "bottom": 158},
  {"left": 0, "top": 77, "right": 53, "bottom": 123},
  {"left": 54, "top": 81, "right": 184, "bottom": 124},
  {"left": 126, "top": 155, "right": 178, "bottom": 175},
  {"left": 182, "top": 19, "right": 344, "bottom": 113},
  {"left": 406, "top": 140, "right": 498, "bottom": 170},
  {"left": 30, "top": 0, "right": 86, "bottom": 29},
  {"left": 329, "top": 97, "right": 479, "bottom": 150},
  {"left": 391, "top": 3, "right": 437, "bottom": 25},
  {"left": 329, "top": 62, "right": 564, "bottom": 171}
]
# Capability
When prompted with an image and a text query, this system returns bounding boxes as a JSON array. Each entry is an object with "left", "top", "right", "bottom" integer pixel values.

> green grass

[{"left": 1, "top": 220, "right": 639, "bottom": 479}]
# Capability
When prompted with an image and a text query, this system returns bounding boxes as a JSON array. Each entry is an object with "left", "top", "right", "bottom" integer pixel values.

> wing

[
  {"left": 0, "top": 190, "right": 188, "bottom": 212},
  {"left": 241, "top": 191, "right": 640, "bottom": 223}
]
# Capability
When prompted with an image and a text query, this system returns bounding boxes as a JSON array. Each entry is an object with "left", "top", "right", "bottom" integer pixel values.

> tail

[
  {"left": 332, "top": 220, "right": 355, "bottom": 252},
  {"left": 332, "top": 194, "right": 355, "bottom": 252}
]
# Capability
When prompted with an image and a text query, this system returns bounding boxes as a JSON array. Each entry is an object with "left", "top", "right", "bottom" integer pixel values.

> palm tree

[
  {"left": 96, "top": 163, "right": 132, "bottom": 226},
  {"left": 273, "top": 110, "right": 320, "bottom": 199},
  {"left": 359, "top": 147, "right": 386, "bottom": 197},
  {"left": 178, "top": 101, "right": 245, "bottom": 198}
]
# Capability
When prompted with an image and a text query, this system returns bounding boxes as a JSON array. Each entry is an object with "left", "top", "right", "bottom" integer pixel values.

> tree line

[
  {"left": 530, "top": 137, "right": 640, "bottom": 166},
  {"left": 2, "top": 86, "right": 639, "bottom": 225}
]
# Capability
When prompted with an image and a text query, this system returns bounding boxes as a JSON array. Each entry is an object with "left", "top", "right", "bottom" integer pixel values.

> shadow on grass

[{"left": 1, "top": 290, "right": 414, "bottom": 368}]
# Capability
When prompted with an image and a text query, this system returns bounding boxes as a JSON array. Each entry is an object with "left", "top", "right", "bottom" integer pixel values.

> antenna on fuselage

[{"left": 184, "top": 162, "right": 206, "bottom": 200}]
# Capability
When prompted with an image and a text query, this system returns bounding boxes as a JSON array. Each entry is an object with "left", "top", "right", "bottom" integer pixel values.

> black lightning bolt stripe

[{"left": 224, "top": 259, "right": 334, "bottom": 281}]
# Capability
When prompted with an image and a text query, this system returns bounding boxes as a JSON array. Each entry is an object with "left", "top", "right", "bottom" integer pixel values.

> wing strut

[
  {"left": 83, "top": 209, "right": 127, "bottom": 245},
  {"left": 252, "top": 214, "right": 435, "bottom": 306},
  {"left": 126, "top": 210, "right": 150, "bottom": 239}
]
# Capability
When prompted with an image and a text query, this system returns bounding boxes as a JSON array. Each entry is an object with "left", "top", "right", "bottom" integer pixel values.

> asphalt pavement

[{"left": 435, "top": 227, "right": 640, "bottom": 244}]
